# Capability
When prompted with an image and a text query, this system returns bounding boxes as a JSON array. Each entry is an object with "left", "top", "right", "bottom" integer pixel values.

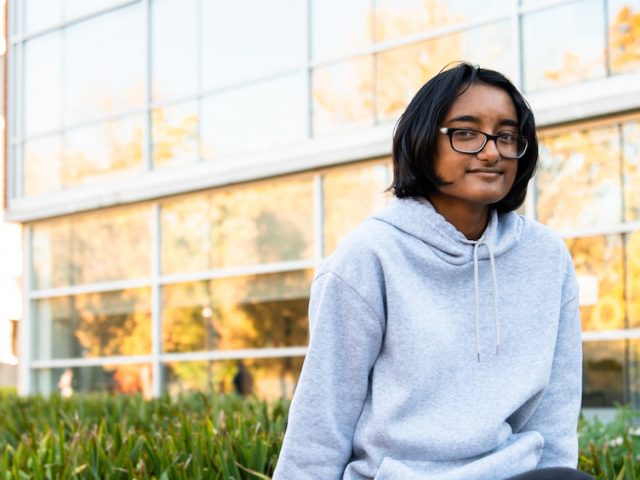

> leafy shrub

[
  {"left": 579, "top": 406, "right": 640, "bottom": 479},
  {"left": 1, "top": 389, "right": 639, "bottom": 479}
]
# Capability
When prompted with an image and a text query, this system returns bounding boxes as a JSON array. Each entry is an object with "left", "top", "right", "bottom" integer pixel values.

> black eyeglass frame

[{"left": 439, "top": 127, "right": 529, "bottom": 159}]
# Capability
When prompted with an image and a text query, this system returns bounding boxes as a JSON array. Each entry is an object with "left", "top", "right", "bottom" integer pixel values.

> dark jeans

[{"left": 507, "top": 467, "right": 593, "bottom": 479}]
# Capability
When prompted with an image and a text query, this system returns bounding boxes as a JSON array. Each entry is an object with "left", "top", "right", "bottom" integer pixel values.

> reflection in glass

[
  {"left": 537, "top": 125, "right": 622, "bottom": 231},
  {"left": 33, "top": 289, "right": 151, "bottom": 360},
  {"left": 163, "top": 356, "right": 304, "bottom": 400},
  {"left": 201, "top": 0, "right": 305, "bottom": 89},
  {"left": 24, "top": 135, "right": 63, "bottom": 197},
  {"left": 32, "top": 205, "right": 151, "bottom": 289},
  {"left": 162, "top": 270, "right": 311, "bottom": 354},
  {"left": 161, "top": 177, "right": 314, "bottom": 274},
  {"left": 323, "top": 161, "right": 392, "bottom": 255},
  {"left": 311, "top": 0, "right": 372, "bottom": 60},
  {"left": 376, "top": 22, "right": 512, "bottom": 122},
  {"left": 608, "top": 0, "right": 640, "bottom": 74},
  {"left": 152, "top": 101, "right": 199, "bottom": 168},
  {"left": 63, "top": 115, "right": 144, "bottom": 188},
  {"left": 522, "top": 0, "right": 606, "bottom": 91},
  {"left": 623, "top": 121, "right": 640, "bottom": 222},
  {"left": 64, "top": 3, "right": 144, "bottom": 124},
  {"left": 627, "top": 232, "right": 640, "bottom": 328},
  {"left": 312, "top": 57, "right": 374, "bottom": 136},
  {"left": 23, "top": 0, "right": 63, "bottom": 33},
  {"left": 200, "top": 74, "right": 306, "bottom": 159},
  {"left": 582, "top": 341, "right": 625, "bottom": 408},
  {"left": 34, "top": 364, "right": 152, "bottom": 397},
  {"left": 151, "top": 0, "right": 198, "bottom": 101},
  {"left": 24, "top": 33, "right": 62, "bottom": 136},
  {"left": 566, "top": 235, "right": 625, "bottom": 331},
  {"left": 375, "top": 0, "right": 506, "bottom": 43}
]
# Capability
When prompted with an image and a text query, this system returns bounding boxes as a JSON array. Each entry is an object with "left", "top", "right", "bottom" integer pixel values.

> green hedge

[{"left": 0, "top": 390, "right": 638, "bottom": 479}]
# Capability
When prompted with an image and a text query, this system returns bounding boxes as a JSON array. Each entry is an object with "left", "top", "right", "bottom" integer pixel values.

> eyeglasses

[{"left": 439, "top": 127, "right": 529, "bottom": 159}]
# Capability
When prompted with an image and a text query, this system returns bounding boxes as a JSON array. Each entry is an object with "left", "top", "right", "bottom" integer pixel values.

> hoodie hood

[
  {"left": 373, "top": 196, "right": 525, "bottom": 361},
  {"left": 372, "top": 196, "right": 524, "bottom": 265}
]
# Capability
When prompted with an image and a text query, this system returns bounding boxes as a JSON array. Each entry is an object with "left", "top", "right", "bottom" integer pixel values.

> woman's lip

[{"left": 468, "top": 169, "right": 502, "bottom": 174}]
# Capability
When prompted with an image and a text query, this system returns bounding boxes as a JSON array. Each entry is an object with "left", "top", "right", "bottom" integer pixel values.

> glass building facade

[{"left": 5, "top": 0, "right": 640, "bottom": 408}]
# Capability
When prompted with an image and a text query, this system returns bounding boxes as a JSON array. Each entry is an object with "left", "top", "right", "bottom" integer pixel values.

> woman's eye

[{"left": 455, "top": 130, "right": 477, "bottom": 139}]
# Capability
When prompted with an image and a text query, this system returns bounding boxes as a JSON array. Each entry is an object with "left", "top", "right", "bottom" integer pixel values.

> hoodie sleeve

[
  {"left": 516, "top": 250, "right": 582, "bottom": 468},
  {"left": 272, "top": 270, "right": 385, "bottom": 480}
]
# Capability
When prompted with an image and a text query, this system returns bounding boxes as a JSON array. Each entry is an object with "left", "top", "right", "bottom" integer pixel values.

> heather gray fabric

[{"left": 273, "top": 196, "right": 582, "bottom": 480}]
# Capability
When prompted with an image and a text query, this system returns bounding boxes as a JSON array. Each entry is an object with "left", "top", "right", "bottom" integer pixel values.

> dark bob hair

[{"left": 390, "top": 62, "right": 538, "bottom": 213}]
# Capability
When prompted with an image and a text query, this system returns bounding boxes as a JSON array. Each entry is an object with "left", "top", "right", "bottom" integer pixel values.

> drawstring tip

[{"left": 477, "top": 353, "right": 481, "bottom": 363}]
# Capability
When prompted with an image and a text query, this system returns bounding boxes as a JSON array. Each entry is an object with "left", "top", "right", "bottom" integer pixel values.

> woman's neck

[{"left": 426, "top": 196, "right": 489, "bottom": 241}]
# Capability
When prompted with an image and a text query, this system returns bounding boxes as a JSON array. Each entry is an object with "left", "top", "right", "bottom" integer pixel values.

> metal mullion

[
  {"left": 160, "top": 346, "right": 308, "bottom": 364},
  {"left": 158, "top": 259, "right": 316, "bottom": 286},
  {"left": 9, "top": 0, "right": 140, "bottom": 44},
  {"left": 313, "top": 174, "right": 324, "bottom": 261},
  {"left": 151, "top": 203, "right": 162, "bottom": 397},
  {"left": 303, "top": 0, "right": 311, "bottom": 140},
  {"left": 582, "top": 328, "right": 640, "bottom": 342},
  {"left": 18, "top": 225, "right": 32, "bottom": 395},
  {"left": 196, "top": 0, "right": 203, "bottom": 162},
  {"left": 143, "top": 0, "right": 152, "bottom": 171},
  {"left": 510, "top": 0, "right": 522, "bottom": 89},
  {"left": 28, "top": 277, "right": 153, "bottom": 300},
  {"left": 31, "top": 354, "right": 152, "bottom": 369},
  {"left": 518, "top": 0, "right": 585, "bottom": 15},
  {"left": 559, "top": 222, "right": 640, "bottom": 240}
]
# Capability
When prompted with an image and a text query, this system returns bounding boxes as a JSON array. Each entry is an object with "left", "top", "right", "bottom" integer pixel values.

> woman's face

[{"left": 430, "top": 82, "right": 519, "bottom": 215}]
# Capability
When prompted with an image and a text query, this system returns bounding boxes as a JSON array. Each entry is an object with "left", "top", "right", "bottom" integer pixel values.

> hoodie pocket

[{"left": 372, "top": 431, "right": 545, "bottom": 480}]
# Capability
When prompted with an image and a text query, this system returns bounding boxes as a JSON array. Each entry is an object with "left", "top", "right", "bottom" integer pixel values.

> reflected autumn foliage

[
  {"left": 537, "top": 125, "right": 623, "bottom": 232},
  {"left": 565, "top": 236, "right": 626, "bottom": 331},
  {"left": 610, "top": 4, "right": 640, "bottom": 73},
  {"left": 627, "top": 232, "right": 640, "bottom": 328},
  {"left": 161, "top": 177, "right": 314, "bottom": 274}
]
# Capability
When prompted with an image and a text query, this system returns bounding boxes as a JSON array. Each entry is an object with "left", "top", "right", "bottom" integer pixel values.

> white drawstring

[{"left": 466, "top": 237, "right": 500, "bottom": 362}]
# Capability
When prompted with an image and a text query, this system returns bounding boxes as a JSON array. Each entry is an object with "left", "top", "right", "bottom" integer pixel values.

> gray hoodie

[{"left": 273, "top": 197, "right": 582, "bottom": 480}]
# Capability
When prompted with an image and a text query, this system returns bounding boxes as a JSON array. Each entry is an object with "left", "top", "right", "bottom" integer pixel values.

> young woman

[{"left": 273, "top": 63, "right": 590, "bottom": 480}]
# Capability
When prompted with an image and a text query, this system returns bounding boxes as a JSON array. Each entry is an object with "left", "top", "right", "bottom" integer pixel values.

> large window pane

[
  {"left": 608, "top": 0, "right": 640, "bottom": 74},
  {"left": 536, "top": 125, "right": 622, "bottom": 231},
  {"left": 64, "top": 3, "right": 144, "bottom": 124},
  {"left": 152, "top": 101, "right": 199, "bottom": 169},
  {"left": 33, "top": 288, "right": 151, "bottom": 360},
  {"left": 312, "top": 56, "right": 374, "bottom": 136},
  {"left": 23, "top": 0, "right": 63, "bottom": 33},
  {"left": 34, "top": 364, "right": 152, "bottom": 397},
  {"left": 566, "top": 235, "right": 625, "bottom": 331},
  {"left": 32, "top": 206, "right": 151, "bottom": 289},
  {"left": 24, "top": 33, "right": 62, "bottom": 136},
  {"left": 151, "top": 0, "right": 198, "bottom": 101},
  {"left": 201, "top": 74, "right": 306, "bottom": 159},
  {"left": 522, "top": 0, "right": 606, "bottom": 91},
  {"left": 161, "top": 178, "right": 314, "bottom": 274},
  {"left": 201, "top": 0, "right": 305, "bottom": 89},
  {"left": 627, "top": 232, "right": 640, "bottom": 328},
  {"left": 583, "top": 341, "right": 625, "bottom": 408},
  {"left": 377, "top": 21, "right": 512, "bottom": 122},
  {"left": 323, "top": 161, "right": 392, "bottom": 255},
  {"left": 375, "top": 0, "right": 506, "bottom": 43},
  {"left": 163, "top": 357, "right": 304, "bottom": 400},
  {"left": 62, "top": 115, "right": 144, "bottom": 189},
  {"left": 623, "top": 121, "right": 640, "bottom": 222},
  {"left": 162, "top": 271, "right": 311, "bottom": 354},
  {"left": 312, "top": 0, "right": 372, "bottom": 60},
  {"left": 24, "top": 135, "right": 63, "bottom": 197}
]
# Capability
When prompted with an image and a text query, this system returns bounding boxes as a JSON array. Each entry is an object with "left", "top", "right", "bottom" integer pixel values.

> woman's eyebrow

[{"left": 448, "top": 115, "right": 519, "bottom": 127}]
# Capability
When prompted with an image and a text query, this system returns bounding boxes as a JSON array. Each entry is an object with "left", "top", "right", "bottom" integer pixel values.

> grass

[{"left": 0, "top": 389, "right": 638, "bottom": 479}]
